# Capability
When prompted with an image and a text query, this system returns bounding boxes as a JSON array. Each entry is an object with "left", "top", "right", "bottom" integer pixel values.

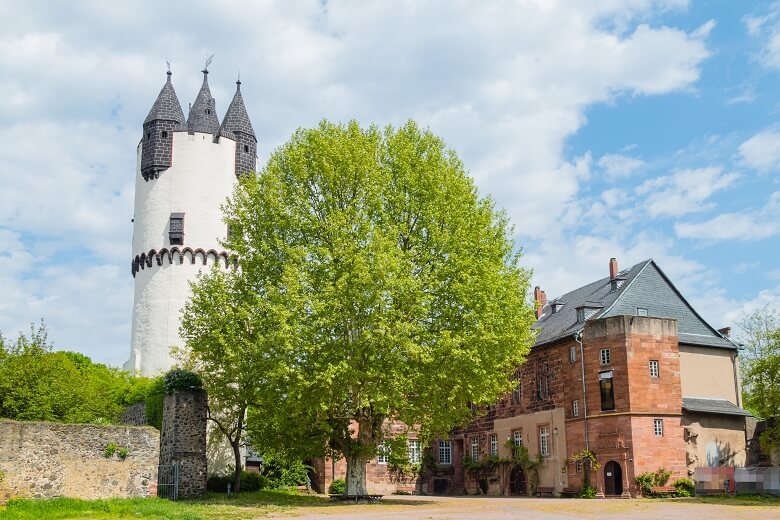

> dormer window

[
  {"left": 169, "top": 213, "right": 184, "bottom": 245},
  {"left": 551, "top": 300, "right": 565, "bottom": 314},
  {"left": 577, "top": 308, "right": 585, "bottom": 323}
]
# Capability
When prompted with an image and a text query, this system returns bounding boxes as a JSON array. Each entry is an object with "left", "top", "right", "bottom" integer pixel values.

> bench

[
  {"left": 329, "top": 494, "right": 383, "bottom": 503},
  {"left": 534, "top": 486, "right": 555, "bottom": 497},
  {"left": 560, "top": 487, "right": 579, "bottom": 497},
  {"left": 649, "top": 486, "right": 675, "bottom": 496}
]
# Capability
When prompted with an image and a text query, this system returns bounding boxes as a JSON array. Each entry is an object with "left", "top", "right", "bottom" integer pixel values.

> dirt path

[{"left": 268, "top": 495, "right": 780, "bottom": 520}]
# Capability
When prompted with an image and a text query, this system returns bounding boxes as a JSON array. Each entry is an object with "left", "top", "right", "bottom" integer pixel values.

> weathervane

[
  {"left": 166, "top": 60, "right": 171, "bottom": 73},
  {"left": 203, "top": 54, "right": 214, "bottom": 73}
]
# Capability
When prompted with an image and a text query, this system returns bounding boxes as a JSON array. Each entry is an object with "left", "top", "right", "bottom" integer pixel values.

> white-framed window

[
  {"left": 407, "top": 439, "right": 421, "bottom": 464},
  {"left": 570, "top": 346, "right": 577, "bottom": 364},
  {"left": 600, "top": 348, "right": 611, "bottom": 365},
  {"left": 649, "top": 360, "right": 659, "bottom": 378},
  {"left": 572, "top": 399, "right": 579, "bottom": 417},
  {"left": 653, "top": 418, "right": 664, "bottom": 437},
  {"left": 637, "top": 307, "right": 648, "bottom": 317},
  {"left": 513, "top": 429, "right": 523, "bottom": 447},
  {"left": 490, "top": 433, "right": 498, "bottom": 457},
  {"left": 575, "top": 459, "right": 583, "bottom": 472},
  {"left": 539, "top": 426, "right": 550, "bottom": 456},
  {"left": 439, "top": 440, "right": 452, "bottom": 465},
  {"left": 377, "top": 442, "right": 390, "bottom": 464},
  {"left": 470, "top": 436, "right": 480, "bottom": 460}
]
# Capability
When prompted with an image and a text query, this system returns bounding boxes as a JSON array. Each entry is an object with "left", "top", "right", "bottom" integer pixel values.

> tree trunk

[
  {"left": 345, "top": 454, "right": 369, "bottom": 496},
  {"left": 232, "top": 438, "right": 242, "bottom": 493}
]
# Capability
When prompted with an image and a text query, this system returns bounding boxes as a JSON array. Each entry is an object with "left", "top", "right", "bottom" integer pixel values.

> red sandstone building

[{"left": 316, "top": 258, "right": 749, "bottom": 497}]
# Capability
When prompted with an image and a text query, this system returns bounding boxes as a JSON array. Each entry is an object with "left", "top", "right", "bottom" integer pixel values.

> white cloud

[
  {"left": 597, "top": 153, "right": 645, "bottom": 180},
  {"left": 738, "top": 129, "right": 780, "bottom": 171},
  {"left": 744, "top": 3, "right": 780, "bottom": 70},
  {"left": 675, "top": 191, "right": 780, "bottom": 241},
  {"left": 0, "top": 1, "right": 714, "bottom": 365},
  {"left": 635, "top": 166, "right": 739, "bottom": 218}
]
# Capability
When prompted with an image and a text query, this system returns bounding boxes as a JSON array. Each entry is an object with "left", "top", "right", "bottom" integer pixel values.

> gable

[{"left": 604, "top": 262, "right": 732, "bottom": 349}]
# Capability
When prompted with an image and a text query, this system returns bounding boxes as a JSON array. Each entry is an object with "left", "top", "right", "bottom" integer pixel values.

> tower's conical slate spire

[
  {"left": 219, "top": 79, "right": 255, "bottom": 139},
  {"left": 220, "top": 79, "right": 258, "bottom": 177},
  {"left": 144, "top": 71, "right": 185, "bottom": 125},
  {"left": 187, "top": 69, "right": 220, "bottom": 134}
]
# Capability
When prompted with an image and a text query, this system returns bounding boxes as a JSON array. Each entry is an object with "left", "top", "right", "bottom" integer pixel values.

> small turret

[
  {"left": 187, "top": 68, "right": 220, "bottom": 135},
  {"left": 141, "top": 70, "right": 185, "bottom": 181},
  {"left": 220, "top": 78, "right": 257, "bottom": 176}
]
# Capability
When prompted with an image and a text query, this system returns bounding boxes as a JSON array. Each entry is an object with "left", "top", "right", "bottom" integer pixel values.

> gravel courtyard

[{"left": 270, "top": 495, "right": 780, "bottom": 520}]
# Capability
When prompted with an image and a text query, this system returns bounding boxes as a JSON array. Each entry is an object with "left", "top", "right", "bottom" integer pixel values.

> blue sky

[{"left": 0, "top": 1, "right": 778, "bottom": 366}]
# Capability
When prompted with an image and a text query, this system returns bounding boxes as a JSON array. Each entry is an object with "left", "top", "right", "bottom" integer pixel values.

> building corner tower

[{"left": 125, "top": 67, "right": 257, "bottom": 376}]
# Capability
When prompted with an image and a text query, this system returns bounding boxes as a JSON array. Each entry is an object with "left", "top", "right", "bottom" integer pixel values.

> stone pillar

[{"left": 159, "top": 390, "right": 207, "bottom": 498}]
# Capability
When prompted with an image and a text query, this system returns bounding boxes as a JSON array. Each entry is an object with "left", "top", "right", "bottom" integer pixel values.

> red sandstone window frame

[
  {"left": 470, "top": 436, "right": 480, "bottom": 461},
  {"left": 600, "top": 348, "right": 611, "bottom": 365},
  {"left": 649, "top": 359, "right": 660, "bottom": 378},
  {"left": 569, "top": 346, "right": 577, "bottom": 364},
  {"left": 653, "top": 418, "right": 664, "bottom": 437},
  {"left": 490, "top": 433, "right": 498, "bottom": 457},
  {"left": 513, "top": 429, "right": 523, "bottom": 447},
  {"left": 572, "top": 399, "right": 579, "bottom": 417},
  {"left": 439, "top": 440, "right": 452, "bottom": 465}
]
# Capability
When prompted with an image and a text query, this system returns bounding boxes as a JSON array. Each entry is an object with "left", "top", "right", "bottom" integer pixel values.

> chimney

[
  {"left": 718, "top": 327, "right": 731, "bottom": 338},
  {"left": 534, "top": 286, "right": 545, "bottom": 319},
  {"left": 609, "top": 257, "right": 618, "bottom": 280}
]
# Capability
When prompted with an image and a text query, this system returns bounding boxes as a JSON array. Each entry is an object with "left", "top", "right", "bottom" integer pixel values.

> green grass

[
  {"left": 0, "top": 490, "right": 330, "bottom": 520},
  {"left": 669, "top": 494, "right": 780, "bottom": 507}
]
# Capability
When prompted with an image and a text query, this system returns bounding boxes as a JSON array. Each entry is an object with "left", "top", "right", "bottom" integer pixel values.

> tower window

[
  {"left": 169, "top": 213, "right": 184, "bottom": 245},
  {"left": 146, "top": 132, "right": 151, "bottom": 140},
  {"left": 600, "top": 348, "right": 611, "bottom": 365},
  {"left": 244, "top": 145, "right": 249, "bottom": 153},
  {"left": 654, "top": 418, "right": 664, "bottom": 437},
  {"left": 600, "top": 370, "right": 615, "bottom": 411},
  {"left": 161, "top": 131, "right": 168, "bottom": 138}
]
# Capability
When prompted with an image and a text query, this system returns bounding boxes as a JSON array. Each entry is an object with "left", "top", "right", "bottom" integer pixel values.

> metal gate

[{"left": 157, "top": 463, "right": 179, "bottom": 500}]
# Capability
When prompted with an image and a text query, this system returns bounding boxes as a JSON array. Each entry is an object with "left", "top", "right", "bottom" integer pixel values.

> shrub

[
  {"left": 260, "top": 453, "right": 311, "bottom": 488},
  {"left": 163, "top": 368, "right": 203, "bottom": 394},
  {"left": 635, "top": 467, "right": 673, "bottom": 497},
  {"left": 117, "top": 447, "right": 130, "bottom": 460},
  {"left": 328, "top": 479, "right": 346, "bottom": 495},
  {"left": 103, "top": 442, "right": 118, "bottom": 458},
  {"left": 578, "top": 486, "right": 597, "bottom": 498},
  {"left": 206, "top": 471, "right": 267, "bottom": 493},
  {"left": 144, "top": 376, "right": 165, "bottom": 430},
  {"left": 673, "top": 478, "right": 695, "bottom": 497}
]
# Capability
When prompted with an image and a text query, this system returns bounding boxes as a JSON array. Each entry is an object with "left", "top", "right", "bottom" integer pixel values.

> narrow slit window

[
  {"left": 600, "top": 370, "right": 615, "bottom": 411},
  {"left": 570, "top": 346, "right": 577, "bottom": 364},
  {"left": 654, "top": 418, "right": 664, "bottom": 437},
  {"left": 169, "top": 213, "right": 184, "bottom": 245},
  {"left": 490, "top": 434, "right": 498, "bottom": 457},
  {"left": 244, "top": 145, "right": 249, "bottom": 153},
  {"left": 572, "top": 399, "right": 579, "bottom": 417},
  {"left": 539, "top": 426, "right": 550, "bottom": 456}
]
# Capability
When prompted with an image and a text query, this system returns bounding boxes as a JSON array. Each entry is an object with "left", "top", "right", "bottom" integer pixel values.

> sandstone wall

[{"left": 0, "top": 420, "right": 159, "bottom": 501}]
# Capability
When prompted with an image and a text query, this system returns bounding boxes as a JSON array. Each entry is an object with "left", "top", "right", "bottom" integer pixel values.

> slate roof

[
  {"left": 532, "top": 259, "right": 735, "bottom": 350},
  {"left": 219, "top": 80, "right": 256, "bottom": 140},
  {"left": 682, "top": 397, "right": 751, "bottom": 416},
  {"left": 144, "top": 71, "right": 185, "bottom": 125},
  {"left": 187, "top": 70, "right": 221, "bottom": 135}
]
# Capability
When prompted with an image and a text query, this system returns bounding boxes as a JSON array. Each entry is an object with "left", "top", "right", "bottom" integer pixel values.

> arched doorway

[
  {"left": 603, "top": 460, "right": 623, "bottom": 496},
  {"left": 510, "top": 466, "right": 527, "bottom": 495}
]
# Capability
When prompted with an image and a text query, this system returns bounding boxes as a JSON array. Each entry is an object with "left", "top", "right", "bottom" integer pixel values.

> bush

[
  {"left": 260, "top": 453, "right": 312, "bottom": 488},
  {"left": 635, "top": 467, "right": 673, "bottom": 497},
  {"left": 328, "top": 479, "right": 346, "bottom": 495},
  {"left": 206, "top": 471, "right": 268, "bottom": 493},
  {"left": 144, "top": 377, "right": 165, "bottom": 430},
  {"left": 163, "top": 368, "right": 203, "bottom": 394},
  {"left": 578, "top": 486, "right": 597, "bottom": 498},
  {"left": 673, "top": 478, "right": 695, "bottom": 497}
]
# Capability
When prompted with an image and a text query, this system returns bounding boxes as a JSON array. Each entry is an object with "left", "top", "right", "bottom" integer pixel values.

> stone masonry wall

[
  {"left": 160, "top": 390, "right": 207, "bottom": 498},
  {"left": 0, "top": 420, "right": 159, "bottom": 502},
  {"left": 121, "top": 402, "right": 148, "bottom": 426}
]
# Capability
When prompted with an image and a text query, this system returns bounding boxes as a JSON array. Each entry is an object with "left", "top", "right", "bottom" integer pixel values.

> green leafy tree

[
  {"left": 183, "top": 120, "right": 535, "bottom": 495},
  {"left": 0, "top": 321, "right": 154, "bottom": 424}
]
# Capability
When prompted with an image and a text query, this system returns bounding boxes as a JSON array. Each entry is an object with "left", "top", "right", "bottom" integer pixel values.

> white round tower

[{"left": 125, "top": 67, "right": 257, "bottom": 376}]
